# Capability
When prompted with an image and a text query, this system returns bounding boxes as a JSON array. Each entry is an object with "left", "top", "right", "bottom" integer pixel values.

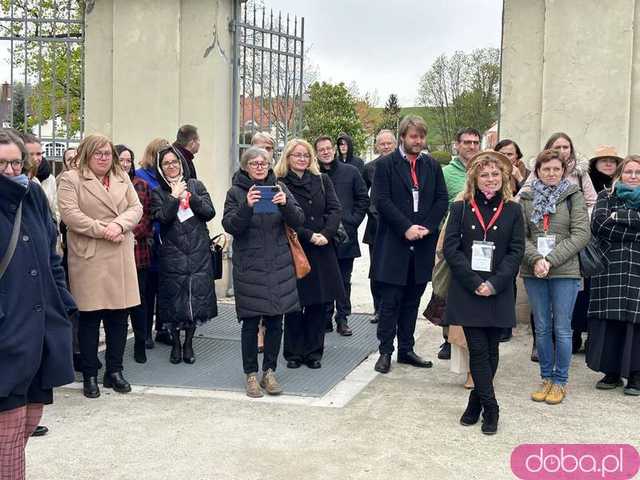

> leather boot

[
  {"left": 460, "top": 390, "right": 482, "bottom": 426},
  {"left": 134, "top": 339, "right": 147, "bottom": 364},
  {"left": 183, "top": 327, "right": 196, "bottom": 364},
  {"left": 481, "top": 404, "right": 499, "bottom": 435},
  {"left": 170, "top": 329, "right": 182, "bottom": 364},
  {"left": 103, "top": 371, "right": 131, "bottom": 394}
]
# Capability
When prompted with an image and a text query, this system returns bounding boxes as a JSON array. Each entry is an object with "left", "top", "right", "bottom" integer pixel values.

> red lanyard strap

[
  {"left": 470, "top": 198, "right": 504, "bottom": 240},
  {"left": 543, "top": 214, "right": 550, "bottom": 233},
  {"left": 408, "top": 156, "right": 419, "bottom": 188}
]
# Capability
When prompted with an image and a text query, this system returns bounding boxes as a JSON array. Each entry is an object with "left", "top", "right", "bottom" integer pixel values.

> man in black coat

[
  {"left": 362, "top": 129, "right": 397, "bottom": 323},
  {"left": 173, "top": 124, "right": 200, "bottom": 180},
  {"left": 316, "top": 136, "right": 369, "bottom": 336},
  {"left": 336, "top": 132, "right": 365, "bottom": 174},
  {"left": 372, "top": 115, "right": 448, "bottom": 373}
]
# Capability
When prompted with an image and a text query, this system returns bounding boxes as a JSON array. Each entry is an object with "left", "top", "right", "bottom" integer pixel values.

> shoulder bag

[
  {"left": 566, "top": 194, "right": 607, "bottom": 277},
  {"left": 285, "top": 225, "right": 311, "bottom": 279},
  {"left": 209, "top": 233, "right": 227, "bottom": 280}
]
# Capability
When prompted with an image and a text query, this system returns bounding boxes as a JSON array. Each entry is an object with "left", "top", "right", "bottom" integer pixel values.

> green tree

[
  {"left": 378, "top": 93, "right": 401, "bottom": 133},
  {"left": 303, "top": 82, "right": 366, "bottom": 154},
  {"left": 417, "top": 48, "right": 499, "bottom": 151},
  {"left": 0, "top": 0, "right": 84, "bottom": 136}
]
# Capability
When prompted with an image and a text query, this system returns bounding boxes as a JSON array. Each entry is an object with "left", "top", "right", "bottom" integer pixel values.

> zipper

[{"left": 188, "top": 275, "right": 194, "bottom": 322}]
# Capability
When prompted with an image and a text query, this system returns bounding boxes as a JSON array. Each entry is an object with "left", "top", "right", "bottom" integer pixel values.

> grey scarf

[{"left": 531, "top": 178, "right": 571, "bottom": 224}]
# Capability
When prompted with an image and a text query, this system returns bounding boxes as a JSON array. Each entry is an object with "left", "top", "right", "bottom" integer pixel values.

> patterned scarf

[{"left": 531, "top": 178, "right": 571, "bottom": 224}]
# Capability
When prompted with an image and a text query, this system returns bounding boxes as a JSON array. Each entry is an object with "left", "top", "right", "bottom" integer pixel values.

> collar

[
  {"left": 173, "top": 143, "right": 194, "bottom": 161},
  {"left": 398, "top": 144, "right": 421, "bottom": 162},
  {"left": 0, "top": 174, "right": 29, "bottom": 206}
]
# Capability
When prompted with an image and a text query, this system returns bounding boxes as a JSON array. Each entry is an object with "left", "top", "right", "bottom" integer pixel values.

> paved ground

[{"left": 27, "top": 245, "right": 639, "bottom": 480}]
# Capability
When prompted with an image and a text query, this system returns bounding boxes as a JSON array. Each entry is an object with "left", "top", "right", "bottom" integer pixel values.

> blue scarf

[
  {"left": 7, "top": 174, "right": 29, "bottom": 188},
  {"left": 615, "top": 183, "right": 640, "bottom": 209},
  {"left": 531, "top": 178, "right": 571, "bottom": 224}
]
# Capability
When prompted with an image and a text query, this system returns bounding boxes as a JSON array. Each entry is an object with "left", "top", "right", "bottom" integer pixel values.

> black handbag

[
  {"left": 334, "top": 222, "right": 350, "bottom": 245},
  {"left": 579, "top": 238, "right": 607, "bottom": 278},
  {"left": 209, "top": 234, "right": 227, "bottom": 280}
]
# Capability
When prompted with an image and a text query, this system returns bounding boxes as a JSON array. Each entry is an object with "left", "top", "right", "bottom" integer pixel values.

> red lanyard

[
  {"left": 470, "top": 198, "right": 504, "bottom": 240},
  {"left": 408, "top": 156, "right": 419, "bottom": 188},
  {"left": 543, "top": 214, "right": 550, "bottom": 233}
]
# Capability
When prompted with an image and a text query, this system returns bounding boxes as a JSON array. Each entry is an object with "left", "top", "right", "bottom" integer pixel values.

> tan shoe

[
  {"left": 260, "top": 369, "right": 283, "bottom": 396},
  {"left": 545, "top": 384, "right": 566, "bottom": 405},
  {"left": 464, "top": 372, "right": 474, "bottom": 390},
  {"left": 246, "top": 373, "right": 263, "bottom": 398},
  {"left": 531, "top": 379, "right": 553, "bottom": 402}
]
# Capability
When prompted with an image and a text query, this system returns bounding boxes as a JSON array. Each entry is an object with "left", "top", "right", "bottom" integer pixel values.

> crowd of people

[{"left": 1, "top": 112, "right": 640, "bottom": 476}]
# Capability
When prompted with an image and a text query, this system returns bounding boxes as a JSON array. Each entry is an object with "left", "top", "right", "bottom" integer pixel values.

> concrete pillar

[
  {"left": 501, "top": 0, "right": 640, "bottom": 161},
  {"left": 85, "top": 0, "right": 235, "bottom": 294}
]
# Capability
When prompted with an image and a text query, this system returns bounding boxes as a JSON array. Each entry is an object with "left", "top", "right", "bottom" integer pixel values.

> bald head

[{"left": 375, "top": 130, "right": 397, "bottom": 156}]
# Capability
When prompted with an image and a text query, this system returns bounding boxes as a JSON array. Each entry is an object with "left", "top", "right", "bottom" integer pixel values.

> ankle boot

[
  {"left": 481, "top": 404, "right": 499, "bottom": 435},
  {"left": 460, "top": 390, "right": 482, "bottom": 426},
  {"left": 170, "top": 329, "right": 182, "bottom": 364},
  {"left": 183, "top": 327, "right": 196, "bottom": 364}
]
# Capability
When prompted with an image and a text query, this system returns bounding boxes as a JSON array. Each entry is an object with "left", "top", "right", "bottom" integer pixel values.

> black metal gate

[
  {"left": 232, "top": 0, "right": 305, "bottom": 158},
  {"left": 0, "top": 0, "right": 84, "bottom": 174}
]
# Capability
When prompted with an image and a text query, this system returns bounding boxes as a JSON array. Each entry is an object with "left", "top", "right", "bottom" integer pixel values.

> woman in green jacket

[{"left": 519, "top": 149, "right": 590, "bottom": 405}]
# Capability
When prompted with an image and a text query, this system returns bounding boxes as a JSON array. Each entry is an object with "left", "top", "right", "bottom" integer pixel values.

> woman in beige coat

[{"left": 58, "top": 134, "right": 142, "bottom": 399}]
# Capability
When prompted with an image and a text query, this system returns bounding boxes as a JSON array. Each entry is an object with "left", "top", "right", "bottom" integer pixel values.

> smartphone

[{"left": 253, "top": 185, "right": 280, "bottom": 214}]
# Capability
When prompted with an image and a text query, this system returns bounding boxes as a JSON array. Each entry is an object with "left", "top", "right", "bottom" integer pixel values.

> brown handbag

[{"left": 285, "top": 225, "right": 311, "bottom": 279}]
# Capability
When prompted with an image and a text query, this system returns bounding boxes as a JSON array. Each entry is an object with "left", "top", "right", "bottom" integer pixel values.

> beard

[{"left": 402, "top": 141, "right": 423, "bottom": 155}]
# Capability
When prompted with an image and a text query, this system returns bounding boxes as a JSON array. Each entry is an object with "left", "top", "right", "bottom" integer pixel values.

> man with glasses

[
  {"left": 315, "top": 135, "right": 369, "bottom": 336},
  {"left": 173, "top": 124, "right": 201, "bottom": 179},
  {"left": 437, "top": 127, "right": 482, "bottom": 360}
]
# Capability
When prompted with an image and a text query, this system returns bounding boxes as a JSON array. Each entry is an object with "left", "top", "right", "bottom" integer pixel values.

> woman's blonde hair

[
  {"left": 611, "top": 154, "right": 640, "bottom": 191},
  {"left": 76, "top": 134, "right": 120, "bottom": 178},
  {"left": 273, "top": 138, "right": 320, "bottom": 177},
  {"left": 462, "top": 154, "right": 513, "bottom": 202},
  {"left": 139, "top": 137, "right": 170, "bottom": 169}
]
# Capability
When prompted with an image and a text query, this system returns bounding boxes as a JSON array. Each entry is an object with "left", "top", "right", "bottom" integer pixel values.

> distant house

[{"left": 482, "top": 122, "right": 498, "bottom": 150}]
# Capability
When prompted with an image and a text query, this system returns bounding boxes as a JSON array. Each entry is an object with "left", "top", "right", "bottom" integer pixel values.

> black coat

[
  {"left": 372, "top": 149, "right": 449, "bottom": 285},
  {"left": 279, "top": 171, "right": 346, "bottom": 306},
  {"left": 589, "top": 190, "right": 640, "bottom": 324},
  {"left": 0, "top": 176, "right": 76, "bottom": 398},
  {"left": 336, "top": 132, "right": 365, "bottom": 174},
  {"left": 362, "top": 156, "right": 381, "bottom": 245},
  {"left": 321, "top": 160, "right": 369, "bottom": 259},
  {"left": 222, "top": 170, "right": 304, "bottom": 319},
  {"left": 151, "top": 177, "right": 217, "bottom": 328},
  {"left": 443, "top": 194, "right": 525, "bottom": 328}
]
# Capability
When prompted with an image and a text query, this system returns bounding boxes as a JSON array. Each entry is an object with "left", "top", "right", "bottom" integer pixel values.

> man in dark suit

[
  {"left": 372, "top": 115, "right": 448, "bottom": 373},
  {"left": 362, "top": 129, "right": 397, "bottom": 323},
  {"left": 316, "top": 135, "right": 369, "bottom": 336},
  {"left": 172, "top": 124, "right": 200, "bottom": 179}
]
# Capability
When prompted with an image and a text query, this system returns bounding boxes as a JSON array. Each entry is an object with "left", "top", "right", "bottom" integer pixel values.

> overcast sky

[{"left": 265, "top": 0, "right": 503, "bottom": 107}]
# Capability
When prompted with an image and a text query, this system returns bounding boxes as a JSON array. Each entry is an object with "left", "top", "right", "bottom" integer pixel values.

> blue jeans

[{"left": 524, "top": 277, "right": 580, "bottom": 386}]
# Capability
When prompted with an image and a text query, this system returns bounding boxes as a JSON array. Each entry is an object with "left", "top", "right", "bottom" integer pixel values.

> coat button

[
  {"left": 310, "top": 216, "right": 315, "bottom": 220},
  {"left": 493, "top": 207, "right": 497, "bottom": 212},
  {"left": 33, "top": 304, "right": 42, "bottom": 312},
  {"left": 308, "top": 200, "right": 312, "bottom": 204},
  {"left": 493, "top": 226, "right": 498, "bottom": 230},
  {"left": 22, "top": 235, "right": 30, "bottom": 242},
  {"left": 471, "top": 225, "right": 476, "bottom": 230},
  {"left": 30, "top": 269, "right": 38, "bottom": 277}
]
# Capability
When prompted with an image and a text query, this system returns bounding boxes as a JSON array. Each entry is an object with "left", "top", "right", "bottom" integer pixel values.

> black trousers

[
  {"left": 463, "top": 326, "right": 501, "bottom": 409},
  {"left": 377, "top": 260, "right": 426, "bottom": 355},
  {"left": 145, "top": 269, "right": 163, "bottom": 335},
  {"left": 284, "top": 303, "right": 330, "bottom": 362},
  {"left": 327, "top": 257, "right": 355, "bottom": 325},
  {"left": 129, "top": 268, "right": 148, "bottom": 342},
  {"left": 78, "top": 309, "right": 129, "bottom": 377},
  {"left": 368, "top": 246, "right": 381, "bottom": 314},
  {"left": 241, "top": 315, "right": 283, "bottom": 374}
]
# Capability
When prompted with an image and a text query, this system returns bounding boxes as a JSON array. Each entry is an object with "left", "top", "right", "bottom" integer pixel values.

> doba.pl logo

[{"left": 511, "top": 444, "right": 640, "bottom": 479}]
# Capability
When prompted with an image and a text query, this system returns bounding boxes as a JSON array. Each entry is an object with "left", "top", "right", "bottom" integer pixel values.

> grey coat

[
  {"left": 222, "top": 170, "right": 304, "bottom": 319},
  {"left": 519, "top": 184, "right": 591, "bottom": 279}
]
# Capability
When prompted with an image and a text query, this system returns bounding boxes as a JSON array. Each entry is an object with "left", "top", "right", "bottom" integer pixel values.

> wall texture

[
  {"left": 500, "top": 0, "right": 640, "bottom": 162},
  {"left": 85, "top": 0, "right": 235, "bottom": 294}
]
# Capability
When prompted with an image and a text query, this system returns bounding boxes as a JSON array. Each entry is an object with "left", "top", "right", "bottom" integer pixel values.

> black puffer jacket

[
  {"left": 222, "top": 170, "right": 304, "bottom": 319},
  {"left": 151, "top": 162, "right": 217, "bottom": 329}
]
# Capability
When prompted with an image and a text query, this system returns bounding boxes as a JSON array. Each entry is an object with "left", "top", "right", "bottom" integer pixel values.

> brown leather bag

[{"left": 285, "top": 225, "right": 311, "bottom": 279}]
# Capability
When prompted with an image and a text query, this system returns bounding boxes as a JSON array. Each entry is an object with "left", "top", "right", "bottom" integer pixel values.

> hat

[
  {"left": 468, "top": 150, "right": 512, "bottom": 175},
  {"left": 590, "top": 145, "right": 623, "bottom": 163}
]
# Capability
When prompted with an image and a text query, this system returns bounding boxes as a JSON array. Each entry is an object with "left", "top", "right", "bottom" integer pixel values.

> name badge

[
  {"left": 537, "top": 235, "right": 556, "bottom": 258},
  {"left": 412, "top": 188, "right": 419, "bottom": 213},
  {"left": 471, "top": 240, "right": 494, "bottom": 272},
  {"left": 177, "top": 207, "right": 195, "bottom": 223}
]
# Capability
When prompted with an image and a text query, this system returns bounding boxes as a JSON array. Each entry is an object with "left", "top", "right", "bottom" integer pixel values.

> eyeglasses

[
  {"left": 247, "top": 161, "right": 268, "bottom": 169},
  {"left": 289, "top": 153, "right": 311, "bottom": 160},
  {"left": 317, "top": 147, "right": 333, "bottom": 154},
  {"left": 461, "top": 140, "right": 480, "bottom": 146},
  {"left": 0, "top": 159, "right": 24, "bottom": 171},
  {"left": 93, "top": 150, "right": 112, "bottom": 159},
  {"left": 622, "top": 170, "right": 640, "bottom": 178},
  {"left": 162, "top": 160, "right": 181, "bottom": 168}
]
